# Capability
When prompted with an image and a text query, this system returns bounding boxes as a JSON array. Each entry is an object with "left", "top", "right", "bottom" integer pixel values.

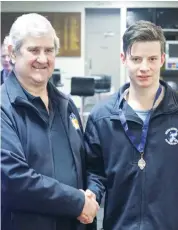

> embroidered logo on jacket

[
  {"left": 165, "top": 128, "right": 178, "bottom": 145},
  {"left": 70, "top": 113, "right": 80, "bottom": 130}
]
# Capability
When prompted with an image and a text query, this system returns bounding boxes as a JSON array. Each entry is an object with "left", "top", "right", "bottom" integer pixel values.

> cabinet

[
  {"left": 156, "top": 8, "right": 178, "bottom": 29},
  {"left": 127, "top": 8, "right": 178, "bottom": 30},
  {"left": 127, "top": 8, "right": 156, "bottom": 28}
]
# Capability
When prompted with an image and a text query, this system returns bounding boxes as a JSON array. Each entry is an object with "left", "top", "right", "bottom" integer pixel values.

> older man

[
  {"left": 1, "top": 13, "right": 98, "bottom": 230},
  {"left": 1, "top": 36, "right": 12, "bottom": 84}
]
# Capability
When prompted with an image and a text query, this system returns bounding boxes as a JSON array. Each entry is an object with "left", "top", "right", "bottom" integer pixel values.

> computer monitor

[{"left": 165, "top": 41, "right": 178, "bottom": 70}]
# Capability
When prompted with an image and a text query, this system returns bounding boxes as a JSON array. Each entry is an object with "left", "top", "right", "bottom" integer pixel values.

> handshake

[{"left": 77, "top": 189, "right": 99, "bottom": 224}]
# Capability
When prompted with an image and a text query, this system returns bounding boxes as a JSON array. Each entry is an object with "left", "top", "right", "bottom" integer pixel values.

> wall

[{"left": 2, "top": 1, "right": 178, "bottom": 94}]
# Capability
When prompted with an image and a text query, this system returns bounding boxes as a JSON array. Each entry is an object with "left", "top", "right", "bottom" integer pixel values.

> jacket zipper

[
  {"left": 139, "top": 168, "right": 145, "bottom": 230},
  {"left": 47, "top": 123, "right": 56, "bottom": 180}
]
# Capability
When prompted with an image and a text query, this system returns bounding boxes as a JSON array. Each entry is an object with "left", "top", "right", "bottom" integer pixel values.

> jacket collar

[
  {"left": 110, "top": 80, "right": 178, "bottom": 122},
  {"left": 5, "top": 71, "right": 29, "bottom": 104},
  {"left": 158, "top": 80, "right": 178, "bottom": 114},
  {"left": 5, "top": 70, "right": 68, "bottom": 106}
]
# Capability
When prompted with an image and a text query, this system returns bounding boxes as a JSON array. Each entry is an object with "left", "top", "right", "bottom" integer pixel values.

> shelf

[
  {"left": 163, "top": 29, "right": 178, "bottom": 32},
  {"left": 161, "top": 70, "right": 178, "bottom": 77}
]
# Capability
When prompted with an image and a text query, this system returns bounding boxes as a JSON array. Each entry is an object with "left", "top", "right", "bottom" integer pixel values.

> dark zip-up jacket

[
  {"left": 1, "top": 72, "right": 95, "bottom": 230},
  {"left": 85, "top": 80, "right": 178, "bottom": 230}
]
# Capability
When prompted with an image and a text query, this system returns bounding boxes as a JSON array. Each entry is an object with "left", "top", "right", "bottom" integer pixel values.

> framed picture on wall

[
  {"left": 1, "top": 12, "right": 81, "bottom": 57},
  {"left": 54, "top": 12, "right": 81, "bottom": 57}
]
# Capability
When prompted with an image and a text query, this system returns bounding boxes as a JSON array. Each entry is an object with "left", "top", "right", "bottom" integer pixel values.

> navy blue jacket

[
  {"left": 1, "top": 70, "right": 6, "bottom": 85},
  {"left": 1, "top": 69, "right": 11, "bottom": 85},
  {"left": 1, "top": 72, "right": 95, "bottom": 230},
  {"left": 1, "top": 70, "right": 4, "bottom": 84},
  {"left": 85, "top": 81, "right": 178, "bottom": 230}
]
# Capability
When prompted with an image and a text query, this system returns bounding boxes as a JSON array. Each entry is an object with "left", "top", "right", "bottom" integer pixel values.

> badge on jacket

[{"left": 70, "top": 113, "right": 80, "bottom": 130}]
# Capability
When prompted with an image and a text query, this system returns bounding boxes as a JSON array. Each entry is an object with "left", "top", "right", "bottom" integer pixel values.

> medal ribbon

[{"left": 118, "top": 85, "right": 162, "bottom": 158}]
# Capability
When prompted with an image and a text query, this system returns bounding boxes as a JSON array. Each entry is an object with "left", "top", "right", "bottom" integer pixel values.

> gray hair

[
  {"left": 8, "top": 13, "right": 60, "bottom": 55},
  {"left": 3, "top": 36, "right": 10, "bottom": 47},
  {"left": 123, "top": 20, "right": 166, "bottom": 55}
]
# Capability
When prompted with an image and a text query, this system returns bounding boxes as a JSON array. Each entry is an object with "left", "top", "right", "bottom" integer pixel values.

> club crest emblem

[
  {"left": 165, "top": 127, "right": 178, "bottom": 145},
  {"left": 70, "top": 113, "right": 80, "bottom": 130}
]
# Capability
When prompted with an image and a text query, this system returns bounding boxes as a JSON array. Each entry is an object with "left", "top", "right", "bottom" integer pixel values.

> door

[{"left": 85, "top": 8, "right": 121, "bottom": 91}]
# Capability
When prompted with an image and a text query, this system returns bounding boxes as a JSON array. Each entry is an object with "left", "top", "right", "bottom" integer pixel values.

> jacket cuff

[
  {"left": 71, "top": 189, "right": 85, "bottom": 217},
  {"left": 87, "top": 186, "right": 101, "bottom": 204}
]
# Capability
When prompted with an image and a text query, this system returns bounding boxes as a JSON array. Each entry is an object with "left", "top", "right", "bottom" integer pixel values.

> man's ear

[
  {"left": 120, "top": 52, "right": 126, "bottom": 64},
  {"left": 8, "top": 45, "right": 16, "bottom": 64},
  {"left": 160, "top": 52, "right": 165, "bottom": 67}
]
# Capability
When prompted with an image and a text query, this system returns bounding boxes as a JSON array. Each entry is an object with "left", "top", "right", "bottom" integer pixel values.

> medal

[
  {"left": 118, "top": 85, "right": 162, "bottom": 172},
  {"left": 138, "top": 154, "right": 146, "bottom": 170}
]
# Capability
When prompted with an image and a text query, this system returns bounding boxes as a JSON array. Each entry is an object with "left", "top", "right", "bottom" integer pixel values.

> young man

[{"left": 84, "top": 21, "right": 178, "bottom": 230}]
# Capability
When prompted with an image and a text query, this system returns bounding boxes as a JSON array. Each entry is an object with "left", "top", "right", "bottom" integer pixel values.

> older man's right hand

[{"left": 77, "top": 189, "right": 99, "bottom": 224}]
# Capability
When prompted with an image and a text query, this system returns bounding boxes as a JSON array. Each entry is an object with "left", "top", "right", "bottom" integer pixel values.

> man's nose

[
  {"left": 37, "top": 52, "right": 47, "bottom": 63},
  {"left": 140, "top": 60, "right": 149, "bottom": 72}
]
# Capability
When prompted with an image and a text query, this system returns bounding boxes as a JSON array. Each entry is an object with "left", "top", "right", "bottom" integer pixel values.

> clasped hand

[{"left": 77, "top": 189, "right": 99, "bottom": 224}]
